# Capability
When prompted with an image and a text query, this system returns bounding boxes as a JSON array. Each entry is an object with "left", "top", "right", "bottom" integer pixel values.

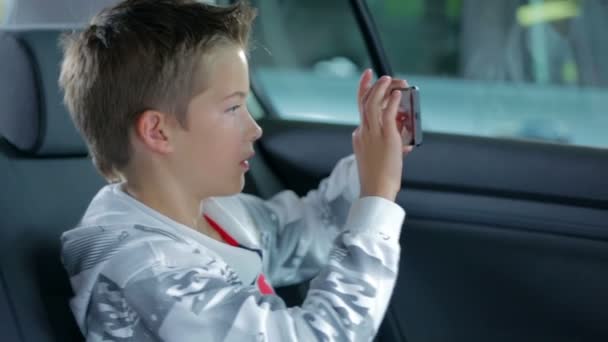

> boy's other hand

[{"left": 353, "top": 69, "right": 413, "bottom": 202}]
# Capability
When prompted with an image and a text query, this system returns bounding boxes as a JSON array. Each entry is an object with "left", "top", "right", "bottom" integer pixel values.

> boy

[{"left": 59, "top": 0, "right": 413, "bottom": 341}]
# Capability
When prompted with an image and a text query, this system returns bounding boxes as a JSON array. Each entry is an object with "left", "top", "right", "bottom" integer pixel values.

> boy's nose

[
  {"left": 251, "top": 121, "right": 263, "bottom": 141},
  {"left": 246, "top": 111, "right": 263, "bottom": 141}
]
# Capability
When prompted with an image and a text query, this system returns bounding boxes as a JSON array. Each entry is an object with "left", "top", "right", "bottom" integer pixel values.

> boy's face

[{"left": 169, "top": 44, "right": 262, "bottom": 199}]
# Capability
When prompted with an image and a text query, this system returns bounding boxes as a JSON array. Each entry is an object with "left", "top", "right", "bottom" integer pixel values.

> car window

[
  {"left": 250, "top": 0, "right": 607, "bottom": 149},
  {"left": 249, "top": 0, "right": 372, "bottom": 125},
  {"left": 369, "top": 0, "right": 608, "bottom": 149}
]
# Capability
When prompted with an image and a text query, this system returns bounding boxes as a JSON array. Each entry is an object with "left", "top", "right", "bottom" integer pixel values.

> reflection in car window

[
  {"left": 249, "top": 0, "right": 371, "bottom": 125},
  {"left": 369, "top": 0, "right": 608, "bottom": 149}
]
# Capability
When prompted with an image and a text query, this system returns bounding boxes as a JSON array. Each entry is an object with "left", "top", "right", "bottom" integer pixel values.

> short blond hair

[{"left": 59, "top": 0, "right": 256, "bottom": 181}]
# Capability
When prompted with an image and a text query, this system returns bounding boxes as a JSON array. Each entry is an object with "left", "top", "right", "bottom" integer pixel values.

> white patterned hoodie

[{"left": 61, "top": 154, "right": 406, "bottom": 341}]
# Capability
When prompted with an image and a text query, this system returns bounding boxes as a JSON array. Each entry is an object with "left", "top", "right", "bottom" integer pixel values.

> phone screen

[{"left": 398, "top": 86, "right": 422, "bottom": 147}]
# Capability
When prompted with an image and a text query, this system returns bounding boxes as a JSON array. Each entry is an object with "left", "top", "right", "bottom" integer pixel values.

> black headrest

[{"left": 0, "top": 28, "right": 87, "bottom": 155}]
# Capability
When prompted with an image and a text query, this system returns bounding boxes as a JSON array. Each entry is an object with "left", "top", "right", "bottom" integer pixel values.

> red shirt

[{"left": 204, "top": 215, "right": 275, "bottom": 295}]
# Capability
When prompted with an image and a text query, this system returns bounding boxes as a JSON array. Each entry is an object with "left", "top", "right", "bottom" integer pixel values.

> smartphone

[{"left": 398, "top": 86, "right": 422, "bottom": 147}]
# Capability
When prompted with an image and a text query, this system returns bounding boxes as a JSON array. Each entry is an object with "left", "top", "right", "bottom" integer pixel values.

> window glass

[
  {"left": 249, "top": 0, "right": 371, "bottom": 124},
  {"left": 369, "top": 0, "right": 608, "bottom": 148}
]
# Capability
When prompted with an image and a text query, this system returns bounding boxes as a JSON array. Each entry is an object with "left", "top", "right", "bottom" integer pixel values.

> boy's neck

[
  {"left": 122, "top": 179, "right": 198, "bottom": 225},
  {"left": 121, "top": 178, "right": 223, "bottom": 242}
]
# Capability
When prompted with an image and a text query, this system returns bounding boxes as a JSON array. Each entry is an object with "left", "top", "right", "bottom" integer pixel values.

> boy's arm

[
  {"left": 90, "top": 198, "right": 404, "bottom": 341},
  {"left": 238, "top": 154, "right": 365, "bottom": 286}
]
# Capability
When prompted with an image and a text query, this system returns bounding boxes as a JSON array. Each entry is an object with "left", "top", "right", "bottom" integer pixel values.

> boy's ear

[{"left": 134, "top": 110, "right": 175, "bottom": 154}]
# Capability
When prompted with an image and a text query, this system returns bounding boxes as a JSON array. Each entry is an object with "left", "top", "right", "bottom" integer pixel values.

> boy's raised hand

[{"left": 353, "top": 69, "right": 413, "bottom": 202}]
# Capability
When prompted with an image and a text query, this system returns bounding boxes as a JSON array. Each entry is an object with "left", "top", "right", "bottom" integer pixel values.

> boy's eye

[{"left": 226, "top": 105, "right": 241, "bottom": 113}]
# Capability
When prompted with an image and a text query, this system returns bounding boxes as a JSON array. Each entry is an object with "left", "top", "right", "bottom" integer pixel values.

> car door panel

[
  {"left": 258, "top": 119, "right": 608, "bottom": 207},
  {"left": 254, "top": 118, "right": 608, "bottom": 341}
]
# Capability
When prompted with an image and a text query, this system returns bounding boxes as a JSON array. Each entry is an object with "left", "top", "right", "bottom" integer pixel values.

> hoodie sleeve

[
  {"left": 239, "top": 154, "right": 391, "bottom": 287},
  {"left": 85, "top": 196, "right": 404, "bottom": 342}
]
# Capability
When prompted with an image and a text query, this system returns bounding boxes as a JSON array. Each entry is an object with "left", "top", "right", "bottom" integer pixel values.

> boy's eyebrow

[{"left": 223, "top": 91, "right": 247, "bottom": 100}]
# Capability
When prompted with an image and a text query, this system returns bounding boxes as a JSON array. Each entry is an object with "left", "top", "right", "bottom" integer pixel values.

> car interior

[{"left": 1, "top": 0, "right": 607, "bottom": 341}]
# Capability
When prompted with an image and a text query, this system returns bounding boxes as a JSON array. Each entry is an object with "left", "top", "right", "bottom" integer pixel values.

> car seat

[{"left": 0, "top": 28, "right": 105, "bottom": 341}]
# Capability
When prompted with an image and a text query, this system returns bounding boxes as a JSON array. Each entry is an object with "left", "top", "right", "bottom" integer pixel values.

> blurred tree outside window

[{"left": 369, "top": 0, "right": 608, "bottom": 148}]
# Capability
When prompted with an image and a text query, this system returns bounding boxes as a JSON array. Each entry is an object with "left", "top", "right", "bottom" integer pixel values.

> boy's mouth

[{"left": 240, "top": 151, "right": 255, "bottom": 171}]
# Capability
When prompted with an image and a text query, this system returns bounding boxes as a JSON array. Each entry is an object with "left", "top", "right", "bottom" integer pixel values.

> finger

[
  {"left": 381, "top": 79, "right": 408, "bottom": 109},
  {"left": 365, "top": 75, "right": 392, "bottom": 132},
  {"left": 403, "top": 145, "right": 414, "bottom": 154},
  {"left": 368, "top": 77, "right": 406, "bottom": 110},
  {"left": 357, "top": 69, "right": 373, "bottom": 127},
  {"left": 390, "top": 79, "right": 408, "bottom": 92},
  {"left": 387, "top": 79, "right": 409, "bottom": 97},
  {"left": 358, "top": 69, "right": 373, "bottom": 111},
  {"left": 382, "top": 89, "right": 402, "bottom": 136},
  {"left": 358, "top": 69, "right": 373, "bottom": 104}
]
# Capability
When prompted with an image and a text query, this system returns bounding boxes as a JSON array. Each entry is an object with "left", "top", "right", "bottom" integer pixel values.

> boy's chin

[{"left": 237, "top": 174, "right": 246, "bottom": 193}]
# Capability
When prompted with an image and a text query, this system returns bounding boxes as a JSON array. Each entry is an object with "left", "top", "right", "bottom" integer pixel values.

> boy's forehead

[
  {"left": 194, "top": 46, "right": 249, "bottom": 99},
  {"left": 194, "top": 67, "right": 245, "bottom": 96}
]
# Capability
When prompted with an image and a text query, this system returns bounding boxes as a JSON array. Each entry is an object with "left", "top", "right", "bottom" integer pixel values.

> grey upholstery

[
  {"left": 0, "top": 28, "right": 104, "bottom": 342},
  {"left": 0, "top": 29, "right": 87, "bottom": 155},
  {"left": 5, "top": 0, "right": 120, "bottom": 26},
  {"left": 0, "top": 32, "right": 39, "bottom": 152}
]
